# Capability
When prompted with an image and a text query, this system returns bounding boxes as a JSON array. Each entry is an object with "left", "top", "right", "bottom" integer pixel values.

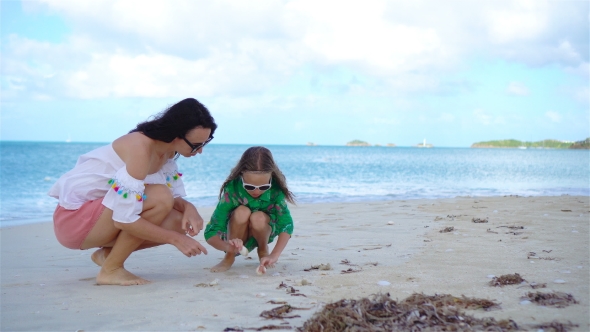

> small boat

[{"left": 416, "top": 138, "right": 433, "bottom": 148}]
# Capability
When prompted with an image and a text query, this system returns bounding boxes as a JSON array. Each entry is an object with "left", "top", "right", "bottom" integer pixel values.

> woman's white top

[{"left": 48, "top": 144, "right": 186, "bottom": 223}]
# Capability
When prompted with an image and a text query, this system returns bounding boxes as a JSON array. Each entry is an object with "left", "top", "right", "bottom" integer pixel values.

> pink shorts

[{"left": 53, "top": 199, "right": 106, "bottom": 250}]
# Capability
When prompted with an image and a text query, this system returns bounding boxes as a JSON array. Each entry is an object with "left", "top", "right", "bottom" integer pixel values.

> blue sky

[{"left": 1, "top": 0, "right": 588, "bottom": 147}]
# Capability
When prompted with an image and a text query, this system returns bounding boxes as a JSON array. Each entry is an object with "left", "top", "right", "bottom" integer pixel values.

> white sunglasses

[{"left": 241, "top": 176, "right": 272, "bottom": 191}]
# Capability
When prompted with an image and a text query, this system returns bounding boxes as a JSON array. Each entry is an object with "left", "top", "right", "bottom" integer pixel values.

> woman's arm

[
  {"left": 173, "top": 197, "right": 204, "bottom": 236},
  {"left": 112, "top": 134, "right": 207, "bottom": 256},
  {"left": 115, "top": 218, "right": 208, "bottom": 256}
]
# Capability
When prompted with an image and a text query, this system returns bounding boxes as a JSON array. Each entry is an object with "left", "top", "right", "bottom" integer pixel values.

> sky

[{"left": 1, "top": 0, "right": 588, "bottom": 147}]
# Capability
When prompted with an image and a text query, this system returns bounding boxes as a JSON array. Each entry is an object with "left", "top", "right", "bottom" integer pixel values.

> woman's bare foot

[
  {"left": 210, "top": 254, "right": 235, "bottom": 272},
  {"left": 91, "top": 247, "right": 111, "bottom": 267},
  {"left": 96, "top": 266, "right": 150, "bottom": 286}
]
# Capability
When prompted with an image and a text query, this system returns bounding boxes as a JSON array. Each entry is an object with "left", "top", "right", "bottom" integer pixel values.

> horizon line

[{"left": 1, "top": 139, "right": 586, "bottom": 149}]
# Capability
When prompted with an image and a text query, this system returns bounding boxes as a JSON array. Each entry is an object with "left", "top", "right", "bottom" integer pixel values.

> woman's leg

[
  {"left": 89, "top": 209, "right": 185, "bottom": 266},
  {"left": 84, "top": 185, "right": 175, "bottom": 285},
  {"left": 249, "top": 211, "right": 272, "bottom": 264},
  {"left": 210, "top": 205, "right": 251, "bottom": 272}
]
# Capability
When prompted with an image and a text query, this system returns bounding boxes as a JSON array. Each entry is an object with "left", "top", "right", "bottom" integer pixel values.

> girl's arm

[
  {"left": 260, "top": 233, "right": 290, "bottom": 267},
  {"left": 204, "top": 186, "right": 240, "bottom": 250},
  {"left": 271, "top": 232, "right": 290, "bottom": 258},
  {"left": 205, "top": 235, "right": 241, "bottom": 253}
]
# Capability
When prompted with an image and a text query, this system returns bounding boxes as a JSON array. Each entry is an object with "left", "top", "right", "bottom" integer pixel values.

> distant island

[
  {"left": 345, "top": 140, "right": 397, "bottom": 147},
  {"left": 570, "top": 138, "right": 590, "bottom": 149},
  {"left": 471, "top": 138, "right": 589, "bottom": 149},
  {"left": 346, "top": 139, "right": 370, "bottom": 146}
]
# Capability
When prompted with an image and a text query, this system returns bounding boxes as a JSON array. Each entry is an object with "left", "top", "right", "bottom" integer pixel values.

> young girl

[
  {"left": 48, "top": 98, "right": 216, "bottom": 285},
  {"left": 205, "top": 146, "right": 295, "bottom": 273}
]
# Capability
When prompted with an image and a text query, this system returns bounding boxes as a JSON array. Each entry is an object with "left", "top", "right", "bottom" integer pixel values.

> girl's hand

[
  {"left": 181, "top": 203, "right": 204, "bottom": 237},
  {"left": 226, "top": 238, "right": 243, "bottom": 254},
  {"left": 260, "top": 254, "right": 278, "bottom": 268}
]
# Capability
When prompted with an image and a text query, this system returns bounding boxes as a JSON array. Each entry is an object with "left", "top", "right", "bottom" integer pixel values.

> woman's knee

[
  {"left": 249, "top": 211, "right": 270, "bottom": 231},
  {"left": 161, "top": 208, "right": 184, "bottom": 232},
  {"left": 143, "top": 185, "right": 174, "bottom": 212},
  {"left": 231, "top": 205, "right": 251, "bottom": 225}
]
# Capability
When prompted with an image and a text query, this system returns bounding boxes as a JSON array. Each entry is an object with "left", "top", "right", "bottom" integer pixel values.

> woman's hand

[
  {"left": 180, "top": 202, "right": 204, "bottom": 237},
  {"left": 173, "top": 234, "right": 208, "bottom": 257}
]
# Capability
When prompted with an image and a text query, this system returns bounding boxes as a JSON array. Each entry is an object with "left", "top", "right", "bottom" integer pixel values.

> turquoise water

[{"left": 1, "top": 141, "right": 589, "bottom": 227}]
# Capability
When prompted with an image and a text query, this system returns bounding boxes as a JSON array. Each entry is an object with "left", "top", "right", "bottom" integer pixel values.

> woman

[{"left": 48, "top": 98, "right": 216, "bottom": 286}]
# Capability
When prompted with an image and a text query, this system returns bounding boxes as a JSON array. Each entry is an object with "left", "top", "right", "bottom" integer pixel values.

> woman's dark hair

[
  {"left": 219, "top": 146, "right": 296, "bottom": 204},
  {"left": 130, "top": 98, "right": 217, "bottom": 142}
]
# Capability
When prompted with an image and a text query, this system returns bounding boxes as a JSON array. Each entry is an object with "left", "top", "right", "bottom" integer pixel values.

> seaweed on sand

[
  {"left": 489, "top": 273, "right": 525, "bottom": 287},
  {"left": 225, "top": 326, "right": 292, "bottom": 331},
  {"left": 530, "top": 321, "right": 579, "bottom": 332},
  {"left": 260, "top": 305, "right": 311, "bottom": 319},
  {"left": 521, "top": 292, "right": 579, "bottom": 308},
  {"left": 439, "top": 226, "right": 455, "bottom": 233},
  {"left": 304, "top": 264, "right": 332, "bottom": 272},
  {"left": 403, "top": 293, "right": 501, "bottom": 311},
  {"left": 297, "top": 293, "right": 518, "bottom": 332}
]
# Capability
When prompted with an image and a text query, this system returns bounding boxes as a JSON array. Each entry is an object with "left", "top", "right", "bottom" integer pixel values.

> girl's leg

[
  {"left": 210, "top": 205, "right": 251, "bottom": 272},
  {"left": 83, "top": 185, "right": 175, "bottom": 285},
  {"left": 249, "top": 211, "right": 272, "bottom": 264}
]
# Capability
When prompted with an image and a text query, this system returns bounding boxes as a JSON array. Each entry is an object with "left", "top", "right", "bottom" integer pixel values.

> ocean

[{"left": 1, "top": 141, "right": 588, "bottom": 227}]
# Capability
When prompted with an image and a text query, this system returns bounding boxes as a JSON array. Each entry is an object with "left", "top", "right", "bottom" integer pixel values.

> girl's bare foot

[
  {"left": 91, "top": 247, "right": 111, "bottom": 267},
  {"left": 96, "top": 266, "right": 150, "bottom": 286},
  {"left": 210, "top": 254, "right": 235, "bottom": 272}
]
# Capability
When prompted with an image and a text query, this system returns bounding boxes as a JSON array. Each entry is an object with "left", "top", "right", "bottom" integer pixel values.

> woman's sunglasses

[
  {"left": 183, "top": 135, "right": 213, "bottom": 153},
  {"left": 241, "top": 177, "right": 272, "bottom": 192}
]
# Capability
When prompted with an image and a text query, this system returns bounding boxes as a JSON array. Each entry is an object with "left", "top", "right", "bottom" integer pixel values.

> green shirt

[{"left": 204, "top": 177, "right": 294, "bottom": 251}]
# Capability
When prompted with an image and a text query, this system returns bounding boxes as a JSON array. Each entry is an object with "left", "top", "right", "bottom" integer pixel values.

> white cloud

[
  {"left": 507, "top": 81, "right": 530, "bottom": 96},
  {"left": 574, "top": 86, "right": 589, "bottom": 104},
  {"left": 485, "top": 0, "right": 548, "bottom": 44},
  {"left": 473, "top": 109, "right": 505, "bottom": 126},
  {"left": 293, "top": 122, "right": 306, "bottom": 131},
  {"left": 290, "top": 0, "right": 445, "bottom": 75},
  {"left": 566, "top": 61, "right": 590, "bottom": 78},
  {"left": 556, "top": 40, "right": 582, "bottom": 63},
  {"left": 545, "top": 111, "right": 562, "bottom": 123},
  {"left": 2, "top": 0, "right": 587, "bottom": 102},
  {"left": 370, "top": 117, "right": 399, "bottom": 125},
  {"left": 473, "top": 109, "right": 492, "bottom": 125},
  {"left": 439, "top": 113, "right": 455, "bottom": 122}
]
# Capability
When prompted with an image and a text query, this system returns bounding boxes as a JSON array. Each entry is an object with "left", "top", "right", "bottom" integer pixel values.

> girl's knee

[
  {"left": 231, "top": 205, "right": 251, "bottom": 224},
  {"left": 249, "top": 212, "right": 269, "bottom": 230}
]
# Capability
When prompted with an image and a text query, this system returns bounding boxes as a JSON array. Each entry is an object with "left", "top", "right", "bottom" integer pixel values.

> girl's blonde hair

[{"left": 218, "top": 146, "right": 295, "bottom": 204}]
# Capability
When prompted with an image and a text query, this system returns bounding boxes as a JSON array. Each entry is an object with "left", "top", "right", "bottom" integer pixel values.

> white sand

[{"left": 1, "top": 196, "right": 588, "bottom": 331}]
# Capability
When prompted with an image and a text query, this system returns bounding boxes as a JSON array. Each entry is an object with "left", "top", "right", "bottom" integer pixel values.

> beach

[{"left": 1, "top": 195, "right": 588, "bottom": 331}]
